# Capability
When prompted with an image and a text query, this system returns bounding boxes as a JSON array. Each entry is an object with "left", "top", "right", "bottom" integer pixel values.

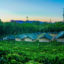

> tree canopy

[{"left": 0, "top": 20, "right": 64, "bottom": 37}]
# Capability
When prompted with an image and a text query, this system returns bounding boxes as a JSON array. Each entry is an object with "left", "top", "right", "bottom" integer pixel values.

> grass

[{"left": 0, "top": 41, "right": 64, "bottom": 64}]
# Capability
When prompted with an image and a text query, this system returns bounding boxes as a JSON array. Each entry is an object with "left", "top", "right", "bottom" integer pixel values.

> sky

[{"left": 0, "top": 0, "right": 64, "bottom": 22}]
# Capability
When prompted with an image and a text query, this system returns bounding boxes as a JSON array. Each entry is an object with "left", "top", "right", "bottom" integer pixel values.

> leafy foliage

[
  {"left": 0, "top": 41, "right": 64, "bottom": 64},
  {"left": 0, "top": 20, "right": 64, "bottom": 37}
]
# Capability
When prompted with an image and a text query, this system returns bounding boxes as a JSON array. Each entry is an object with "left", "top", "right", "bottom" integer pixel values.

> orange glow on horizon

[{"left": 1, "top": 17, "right": 62, "bottom": 22}]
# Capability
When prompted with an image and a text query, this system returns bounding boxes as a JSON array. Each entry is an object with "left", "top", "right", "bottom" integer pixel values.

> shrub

[{"left": 25, "top": 60, "right": 42, "bottom": 64}]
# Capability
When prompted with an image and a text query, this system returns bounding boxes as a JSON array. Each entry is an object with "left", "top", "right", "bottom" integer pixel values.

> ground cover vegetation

[{"left": 0, "top": 41, "right": 64, "bottom": 64}]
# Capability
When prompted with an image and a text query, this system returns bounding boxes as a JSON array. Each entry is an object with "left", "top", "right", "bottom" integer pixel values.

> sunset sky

[{"left": 0, "top": 0, "right": 64, "bottom": 22}]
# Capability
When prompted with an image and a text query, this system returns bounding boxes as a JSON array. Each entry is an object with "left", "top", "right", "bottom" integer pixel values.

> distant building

[
  {"left": 25, "top": 34, "right": 37, "bottom": 42},
  {"left": 15, "top": 38, "right": 21, "bottom": 41},
  {"left": 15, "top": 33, "right": 38, "bottom": 42},
  {"left": 49, "top": 33, "right": 57, "bottom": 41},
  {"left": 3, "top": 35, "right": 15, "bottom": 41},
  {"left": 55, "top": 31, "right": 64, "bottom": 42},
  {"left": 3, "top": 36, "right": 8, "bottom": 40},
  {"left": 15, "top": 34, "right": 26, "bottom": 41},
  {"left": 23, "top": 37, "right": 33, "bottom": 42},
  {"left": 37, "top": 33, "right": 52, "bottom": 42}
]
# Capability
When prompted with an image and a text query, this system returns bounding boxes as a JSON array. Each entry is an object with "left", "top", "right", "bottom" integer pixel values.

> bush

[
  {"left": 25, "top": 60, "right": 42, "bottom": 64},
  {"left": 0, "top": 41, "right": 64, "bottom": 64}
]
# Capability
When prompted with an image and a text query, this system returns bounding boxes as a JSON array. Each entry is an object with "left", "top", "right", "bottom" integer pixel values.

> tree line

[{"left": 0, "top": 20, "right": 64, "bottom": 37}]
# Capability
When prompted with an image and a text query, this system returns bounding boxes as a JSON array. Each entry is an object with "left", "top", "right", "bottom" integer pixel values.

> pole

[
  {"left": 26, "top": 16, "right": 28, "bottom": 21},
  {"left": 63, "top": 8, "right": 64, "bottom": 22}
]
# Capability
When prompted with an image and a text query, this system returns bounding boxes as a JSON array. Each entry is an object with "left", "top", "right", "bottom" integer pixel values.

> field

[{"left": 0, "top": 41, "right": 64, "bottom": 64}]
